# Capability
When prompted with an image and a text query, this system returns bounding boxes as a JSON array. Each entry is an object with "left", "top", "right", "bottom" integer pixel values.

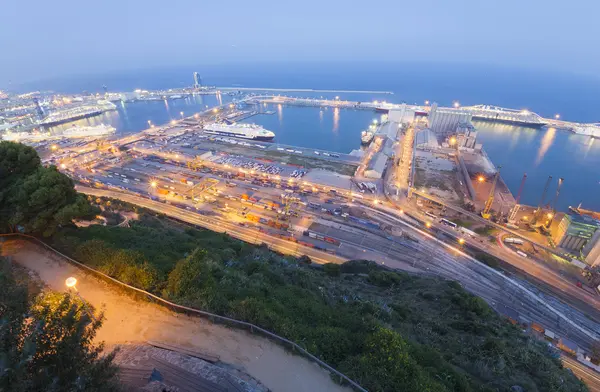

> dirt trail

[{"left": 1, "top": 239, "right": 351, "bottom": 392}]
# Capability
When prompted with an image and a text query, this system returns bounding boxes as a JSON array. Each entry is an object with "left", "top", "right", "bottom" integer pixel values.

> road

[
  {"left": 1, "top": 239, "right": 351, "bottom": 392},
  {"left": 563, "top": 356, "right": 600, "bottom": 392}
]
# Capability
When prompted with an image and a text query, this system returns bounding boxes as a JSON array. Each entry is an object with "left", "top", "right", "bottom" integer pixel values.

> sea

[{"left": 12, "top": 62, "right": 600, "bottom": 212}]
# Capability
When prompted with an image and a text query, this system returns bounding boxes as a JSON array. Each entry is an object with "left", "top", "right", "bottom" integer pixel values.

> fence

[{"left": 0, "top": 233, "right": 368, "bottom": 392}]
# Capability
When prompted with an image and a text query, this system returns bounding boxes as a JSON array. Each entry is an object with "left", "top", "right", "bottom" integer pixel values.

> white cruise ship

[
  {"left": 2, "top": 124, "right": 115, "bottom": 142},
  {"left": 61, "top": 124, "right": 116, "bottom": 138},
  {"left": 573, "top": 123, "right": 600, "bottom": 138},
  {"left": 204, "top": 123, "right": 275, "bottom": 141}
]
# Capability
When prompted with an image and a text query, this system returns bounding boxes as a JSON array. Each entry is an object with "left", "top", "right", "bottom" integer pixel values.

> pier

[{"left": 217, "top": 87, "right": 394, "bottom": 94}]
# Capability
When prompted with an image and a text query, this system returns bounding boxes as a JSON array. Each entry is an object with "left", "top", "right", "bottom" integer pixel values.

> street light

[
  {"left": 66, "top": 277, "right": 77, "bottom": 288},
  {"left": 425, "top": 222, "right": 432, "bottom": 228},
  {"left": 424, "top": 100, "right": 430, "bottom": 105},
  {"left": 60, "top": 163, "right": 66, "bottom": 169},
  {"left": 453, "top": 101, "right": 460, "bottom": 108},
  {"left": 478, "top": 176, "right": 485, "bottom": 183},
  {"left": 150, "top": 181, "right": 157, "bottom": 188},
  {"left": 65, "top": 277, "right": 96, "bottom": 322},
  {"left": 458, "top": 238, "right": 465, "bottom": 245},
  {"left": 555, "top": 114, "right": 560, "bottom": 120},
  {"left": 449, "top": 137, "right": 457, "bottom": 146},
  {"left": 180, "top": 111, "right": 184, "bottom": 118}
]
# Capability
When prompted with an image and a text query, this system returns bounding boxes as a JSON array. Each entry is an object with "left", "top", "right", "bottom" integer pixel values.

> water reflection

[
  {"left": 216, "top": 91, "right": 222, "bottom": 106},
  {"left": 277, "top": 104, "right": 283, "bottom": 125},
  {"left": 508, "top": 129, "right": 521, "bottom": 152},
  {"left": 583, "top": 137, "right": 596, "bottom": 159},
  {"left": 332, "top": 107, "right": 340, "bottom": 133},
  {"left": 535, "top": 127, "right": 556, "bottom": 166},
  {"left": 319, "top": 109, "right": 323, "bottom": 123},
  {"left": 163, "top": 99, "right": 171, "bottom": 119}
]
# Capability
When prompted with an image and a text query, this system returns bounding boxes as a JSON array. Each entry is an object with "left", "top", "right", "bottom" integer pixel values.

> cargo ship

[{"left": 204, "top": 123, "right": 275, "bottom": 141}]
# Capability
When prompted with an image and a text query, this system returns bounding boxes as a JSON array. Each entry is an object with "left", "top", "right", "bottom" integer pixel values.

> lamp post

[{"left": 65, "top": 277, "right": 97, "bottom": 322}]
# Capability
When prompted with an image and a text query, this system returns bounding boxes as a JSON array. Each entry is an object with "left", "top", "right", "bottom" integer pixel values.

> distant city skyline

[{"left": 2, "top": 0, "right": 600, "bottom": 86}]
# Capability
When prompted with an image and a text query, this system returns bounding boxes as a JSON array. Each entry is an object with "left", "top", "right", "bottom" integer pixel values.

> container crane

[
  {"left": 481, "top": 166, "right": 501, "bottom": 220},
  {"left": 508, "top": 173, "right": 527, "bottom": 223}
]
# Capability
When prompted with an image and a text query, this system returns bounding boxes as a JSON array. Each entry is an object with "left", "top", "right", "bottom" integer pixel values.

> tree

[
  {"left": 590, "top": 341, "right": 600, "bottom": 364},
  {"left": 0, "top": 142, "right": 99, "bottom": 236},
  {"left": 0, "top": 258, "right": 120, "bottom": 391},
  {"left": 0, "top": 142, "right": 40, "bottom": 189}
]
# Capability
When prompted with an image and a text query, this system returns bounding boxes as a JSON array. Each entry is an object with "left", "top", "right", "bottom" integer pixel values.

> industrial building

[
  {"left": 388, "top": 104, "right": 416, "bottom": 124},
  {"left": 428, "top": 103, "right": 473, "bottom": 137},
  {"left": 415, "top": 129, "right": 439, "bottom": 150},
  {"left": 583, "top": 230, "right": 600, "bottom": 266},
  {"left": 553, "top": 213, "right": 600, "bottom": 254},
  {"left": 455, "top": 122, "right": 478, "bottom": 149},
  {"left": 364, "top": 152, "right": 388, "bottom": 179}
]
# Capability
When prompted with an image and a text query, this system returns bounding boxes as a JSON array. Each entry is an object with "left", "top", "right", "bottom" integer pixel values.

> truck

[{"left": 157, "top": 188, "right": 169, "bottom": 195}]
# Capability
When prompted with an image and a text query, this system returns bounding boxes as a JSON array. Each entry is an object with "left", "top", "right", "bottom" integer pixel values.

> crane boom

[
  {"left": 482, "top": 166, "right": 501, "bottom": 219},
  {"left": 508, "top": 173, "right": 527, "bottom": 223},
  {"left": 531, "top": 175, "right": 553, "bottom": 225}
]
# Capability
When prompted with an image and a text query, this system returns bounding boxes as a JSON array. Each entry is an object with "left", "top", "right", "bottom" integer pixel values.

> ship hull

[
  {"left": 40, "top": 108, "right": 115, "bottom": 127},
  {"left": 205, "top": 130, "right": 274, "bottom": 141},
  {"left": 471, "top": 116, "right": 546, "bottom": 128}
]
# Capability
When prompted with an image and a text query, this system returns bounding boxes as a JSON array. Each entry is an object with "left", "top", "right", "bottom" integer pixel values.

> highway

[{"left": 563, "top": 356, "right": 600, "bottom": 392}]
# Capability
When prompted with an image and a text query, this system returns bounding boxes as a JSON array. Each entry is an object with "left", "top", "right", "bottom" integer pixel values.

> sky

[{"left": 2, "top": 0, "right": 599, "bottom": 86}]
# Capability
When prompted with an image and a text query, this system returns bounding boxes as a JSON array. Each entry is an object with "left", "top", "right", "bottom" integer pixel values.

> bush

[
  {"left": 475, "top": 252, "right": 501, "bottom": 270},
  {"left": 323, "top": 263, "right": 341, "bottom": 277},
  {"left": 368, "top": 270, "right": 409, "bottom": 288}
]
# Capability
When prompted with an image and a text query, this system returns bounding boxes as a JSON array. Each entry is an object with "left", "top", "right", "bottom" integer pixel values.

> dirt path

[{"left": 1, "top": 239, "right": 351, "bottom": 392}]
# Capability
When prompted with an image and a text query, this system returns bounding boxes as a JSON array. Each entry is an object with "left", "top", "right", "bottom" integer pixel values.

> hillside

[{"left": 48, "top": 202, "right": 587, "bottom": 392}]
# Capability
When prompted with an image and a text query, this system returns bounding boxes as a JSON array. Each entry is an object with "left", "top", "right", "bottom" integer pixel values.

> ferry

[{"left": 204, "top": 123, "right": 275, "bottom": 141}]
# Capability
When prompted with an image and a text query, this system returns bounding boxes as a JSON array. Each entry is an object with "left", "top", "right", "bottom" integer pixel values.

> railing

[{"left": 0, "top": 233, "right": 368, "bottom": 392}]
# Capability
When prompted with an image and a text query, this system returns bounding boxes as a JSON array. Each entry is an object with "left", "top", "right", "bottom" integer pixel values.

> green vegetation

[
  {"left": 475, "top": 225, "right": 496, "bottom": 236},
  {"left": 452, "top": 219, "right": 473, "bottom": 228},
  {"left": 0, "top": 257, "right": 120, "bottom": 391},
  {"left": 49, "top": 213, "right": 587, "bottom": 392},
  {"left": 0, "top": 142, "right": 99, "bottom": 236},
  {"left": 473, "top": 252, "right": 502, "bottom": 270}
]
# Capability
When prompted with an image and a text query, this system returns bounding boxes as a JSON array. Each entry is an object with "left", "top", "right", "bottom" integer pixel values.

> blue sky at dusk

[{"left": 2, "top": 0, "right": 599, "bottom": 85}]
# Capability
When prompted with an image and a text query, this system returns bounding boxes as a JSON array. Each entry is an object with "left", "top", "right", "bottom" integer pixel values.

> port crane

[
  {"left": 531, "top": 175, "right": 553, "bottom": 225},
  {"left": 544, "top": 178, "right": 564, "bottom": 229},
  {"left": 508, "top": 173, "right": 527, "bottom": 223},
  {"left": 481, "top": 166, "right": 501, "bottom": 220}
]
